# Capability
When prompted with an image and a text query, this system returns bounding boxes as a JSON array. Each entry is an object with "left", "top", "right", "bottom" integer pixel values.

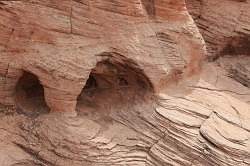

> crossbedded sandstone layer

[
  {"left": 0, "top": 0, "right": 249, "bottom": 166},
  {"left": 0, "top": 0, "right": 205, "bottom": 113},
  {"left": 186, "top": 0, "right": 250, "bottom": 60}
]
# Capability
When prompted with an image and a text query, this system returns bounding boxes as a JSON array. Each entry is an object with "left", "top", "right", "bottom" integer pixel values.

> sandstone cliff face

[
  {"left": 186, "top": 0, "right": 250, "bottom": 60},
  {"left": 0, "top": 0, "right": 249, "bottom": 166},
  {"left": 0, "top": 0, "right": 205, "bottom": 113}
]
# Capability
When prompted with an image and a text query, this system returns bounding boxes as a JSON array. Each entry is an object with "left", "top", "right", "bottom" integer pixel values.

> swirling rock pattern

[{"left": 0, "top": 0, "right": 249, "bottom": 165}]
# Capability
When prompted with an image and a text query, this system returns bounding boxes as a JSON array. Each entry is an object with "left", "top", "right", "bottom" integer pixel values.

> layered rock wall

[
  {"left": 0, "top": 1, "right": 249, "bottom": 166},
  {"left": 186, "top": 0, "right": 250, "bottom": 59},
  {"left": 0, "top": 0, "right": 205, "bottom": 113}
]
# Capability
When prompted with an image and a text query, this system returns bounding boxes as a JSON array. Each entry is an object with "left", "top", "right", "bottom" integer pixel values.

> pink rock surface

[{"left": 0, "top": 0, "right": 249, "bottom": 165}]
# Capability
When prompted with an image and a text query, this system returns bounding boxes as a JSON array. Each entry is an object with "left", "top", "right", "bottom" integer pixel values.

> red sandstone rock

[{"left": 0, "top": 0, "right": 249, "bottom": 166}]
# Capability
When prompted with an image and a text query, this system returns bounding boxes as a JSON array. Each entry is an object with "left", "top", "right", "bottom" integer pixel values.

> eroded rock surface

[
  {"left": 186, "top": 0, "right": 250, "bottom": 59},
  {"left": 0, "top": 0, "right": 249, "bottom": 166}
]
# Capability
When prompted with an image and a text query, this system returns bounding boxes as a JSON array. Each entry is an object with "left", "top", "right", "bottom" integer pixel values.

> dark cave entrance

[
  {"left": 15, "top": 71, "right": 49, "bottom": 117},
  {"left": 76, "top": 59, "right": 154, "bottom": 116}
]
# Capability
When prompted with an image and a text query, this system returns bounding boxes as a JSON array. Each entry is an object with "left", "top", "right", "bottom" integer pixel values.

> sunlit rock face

[{"left": 0, "top": 1, "right": 250, "bottom": 166}]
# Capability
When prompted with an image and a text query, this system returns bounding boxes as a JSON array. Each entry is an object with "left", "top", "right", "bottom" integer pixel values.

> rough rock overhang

[{"left": 0, "top": 0, "right": 205, "bottom": 113}]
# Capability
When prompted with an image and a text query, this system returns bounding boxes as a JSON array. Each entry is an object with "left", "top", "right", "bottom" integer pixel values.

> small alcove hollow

[
  {"left": 15, "top": 71, "right": 49, "bottom": 117},
  {"left": 76, "top": 58, "right": 154, "bottom": 115}
]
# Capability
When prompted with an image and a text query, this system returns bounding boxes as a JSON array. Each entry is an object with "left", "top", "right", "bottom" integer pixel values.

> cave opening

[
  {"left": 15, "top": 71, "right": 49, "bottom": 117},
  {"left": 76, "top": 59, "right": 154, "bottom": 116}
]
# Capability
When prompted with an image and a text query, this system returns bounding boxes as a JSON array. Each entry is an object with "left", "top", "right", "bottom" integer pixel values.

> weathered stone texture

[
  {"left": 0, "top": 0, "right": 249, "bottom": 166},
  {"left": 0, "top": 0, "right": 205, "bottom": 112},
  {"left": 186, "top": 0, "right": 250, "bottom": 59}
]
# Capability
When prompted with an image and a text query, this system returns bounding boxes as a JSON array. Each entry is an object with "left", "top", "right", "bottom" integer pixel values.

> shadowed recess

[
  {"left": 222, "top": 35, "right": 250, "bottom": 56},
  {"left": 15, "top": 71, "right": 49, "bottom": 117},
  {"left": 141, "top": 0, "right": 155, "bottom": 16},
  {"left": 77, "top": 55, "right": 154, "bottom": 116}
]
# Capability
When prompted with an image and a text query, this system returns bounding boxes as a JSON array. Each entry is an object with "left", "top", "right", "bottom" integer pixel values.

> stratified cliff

[
  {"left": 187, "top": 0, "right": 250, "bottom": 59},
  {"left": 0, "top": 0, "right": 249, "bottom": 165}
]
